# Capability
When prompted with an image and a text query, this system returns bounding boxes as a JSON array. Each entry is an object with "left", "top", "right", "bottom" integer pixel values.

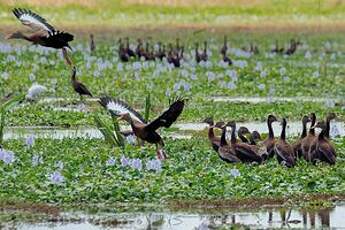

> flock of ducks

[
  {"left": 115, "top": 36, "right": 301, "bottom": 67},
  {"left": 205, "top": 113, "right": 337, "bottom": 167},
  {"left": 5, "top": 8, "right": 337, "bottom": 165}
]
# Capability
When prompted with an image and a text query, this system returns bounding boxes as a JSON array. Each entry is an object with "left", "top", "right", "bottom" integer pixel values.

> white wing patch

[
  {"left": 106, "top": 101, "right": 144, "bottom": 123},
  {"left": 13, "top": 9, "right": 54, "bottom": 32}
]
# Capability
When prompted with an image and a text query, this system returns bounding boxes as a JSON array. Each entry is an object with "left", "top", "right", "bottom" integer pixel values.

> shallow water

[
  {"left": 3, "top": 120, "right": 345, "bottom": 140},
  {"left": 2, "top": 203, "right": 345, "bottom": 229}
]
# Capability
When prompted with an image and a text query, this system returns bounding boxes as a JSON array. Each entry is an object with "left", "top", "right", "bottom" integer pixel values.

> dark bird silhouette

[
  {"left": 155, "top": 42, "right": 166, "bottom": 60},
  {"left": 324, "top": 112, "right": 336, "bottom": 139},
  {"left": 70, "top": 66, "right": 93, "bottom": 100},
  {"left": 200, "top": 41, "right": 208, "bottom": 61},
  {"left": 292, "top": 115, "right": 311, "bottom": 159},
  {"left": 90, "top": 34, "right": 96, "bottom": 53},
  {"left": 274, "top": 118, "right": 296, "bottom": 168},
  {"left": 118, "top": 38, "right": 129, "bottom": 62},
  {"left": 203, "top": 118, "right": 222, "bottom": 152},
  {"left": 285, "top": 39, "right": 301, "bottom": 55},
  {"left": 135, "top": 39, "right": 145, "bottom": 59},
  {"left": 99, "top": 97, "right": 185, "bottom": 160},
  {"left": 195, "top": 42, "right": 202, "bottom": 63},
  {"left": 7, "top": 8, "right": 73, "bottom": 50},
  {"left": 220, "top": 36, "right": 228, "bottom": 56},
  {"left": 263, "top": 115, "right": 278, "bottom": 158},
  {"left": 125, "top": 37, "right": 136, "bottom": 58}
]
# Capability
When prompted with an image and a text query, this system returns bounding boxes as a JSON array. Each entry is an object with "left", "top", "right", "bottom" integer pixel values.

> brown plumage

[
  {"left": 215, "top": 123, "right": 241, "bottom": 163},
  {"left": 201, "top": 41, "right": 208, "bottom": 61},
  {"left": 70, "top": 66, "right": 93, "bottom": 99},
  {"left": 292, "top": 115, "right": 311, "bottom": 159},
  {"left": 203, "top": 118, "right": 222, "bottom": 152},
  {"left": 99, "top": 97, "right": 185, "bottom": 160},
  {"left": 301, "top": 113, "right": 317, "bottom": 161},
  {"left": 274, "top": 118, "right": 296, "bottom": 168},
  {"left": 125, "top": 37, "right": 136, "bottom": 58},
  {"left": 118, "top": 38, "right": 129, "bottom": 62},
  {"left": 195, "top": 42, "right": 202, "bottom": 63},
  {"left": 7, "top": 8, "right": 73, "bottom": 50},
  {"left": 263, "top": 115, "right": 278, "bottom": 158},
  {"left": 271, "top": 40, "right": 284, "bottom": 54},
  {"left": 324, "top": 113, "right": 336, "bottom": 139},
  {"left": 227, "top": 121, "right": 263, "bottom": 164},
  {"left": 308, "top": 118, "right": 337, "bottom": 165}
]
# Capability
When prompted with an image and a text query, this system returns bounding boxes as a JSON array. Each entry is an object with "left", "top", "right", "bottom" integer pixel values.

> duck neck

[
  {"left": 220, "top": 128, "right": 227, "bottom": 147},
  {"left": 238, "top": 133, "right": 248, "bottom": 143},
  {"left": 268, "top": 120, "right": 274, "bottom": 139},
  {"left": 230, "top": 125, "right": 237, "bottom": 144},
  {"left": 309, "top": 116, "right": 316, "bottom": 135},
  {"left": 207, "top": 125, "right": 215, "bottom": 141},
  {"left": 281, "top": 122, "right": 286, "bottom": 140},
  {"left": 325, "top": 117, "right": 331, "bottom": 138},
  {"left": 301, "top": 121, "right": 308, "bottom": 138}
]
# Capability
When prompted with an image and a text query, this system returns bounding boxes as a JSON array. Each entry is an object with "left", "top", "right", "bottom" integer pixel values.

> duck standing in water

[
  {"left": 99, "top": 97, "right": 185, "bottom": 160},
  {"left": 274, "top": 118, "right": 295, "bottom": 168}
]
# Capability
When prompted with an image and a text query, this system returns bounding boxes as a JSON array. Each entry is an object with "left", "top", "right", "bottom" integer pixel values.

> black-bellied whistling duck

[
  {"left": 227, "top": 121, "right": 263, "bottom": 163},
  {"left": 203, "top": 117, "right": 222, "bottom": 152},
  {"left": 308, "top": 120, "right": 336, "bottom": 165},
  {"left": 118, "top": 38, "right": 129, "bottom": 62},
  {"left": 125, "top": 37, "right": 136, "bottom": 58},
  {"left": 7, "top": 8, "right": 73, "bottom": 51},
  {"left": 167, "top": 43, "right": 180, "bottom": 67},
  {"left": 70, "top": 66, "right": 92, "bottom": 100},
  {"left": 201, "top": 41, "right": 208, "bottom": 62},
  {"left": 301, "top": 113, "right": 316, "bottom": 161},
  {"left": 237, "top": 127, "right": 250, "bottom": 143},
  {"left": 220, "top": 36, "right": 228, "bottom": 56},
  {"left": 99, "top": 97, "right": 185, "bottom": 160},
  {"left": 250, "top": 131, "right": 261, "bottom": 145},
  {"left": 144, "top": 41, "right": 155, "bottom": 61},
  {"left": 293, "top": 115, "right": 311, "bottom": 159},
  {"left": 136, "top": 39, "right": 145, "bottom": 59},
  {"left": 195, "top": 43, "right": 202, "bottom": 63},
  {"left": 223, "top": 52, "right": 233, "bottom": 65},
  {"left": 214, "top": 122, "right": 241, "bottom": 163},
  {"left": 90, "top": 34, "right": 95, "bottom": 53},
  {"left": 274, "top": 118, "right": 295, "bottom": 167},
  {"left": 285, "top": 39, "right": 301, "bottom": 55},
  {"left": 263, "top": 115, "right": 278, "bottom": 158}
]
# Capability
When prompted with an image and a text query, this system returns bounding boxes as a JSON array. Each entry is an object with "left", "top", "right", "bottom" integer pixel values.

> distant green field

[{"left": 1, "top": 0, "right": 345, "bottom": 29}]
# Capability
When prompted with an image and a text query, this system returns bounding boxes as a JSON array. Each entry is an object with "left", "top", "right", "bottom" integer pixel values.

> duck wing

[
  {"left": 145, "top": 98, "right": 185, "bottom": 131},
  {"left": 235, "top": 143, "right": 262, "bottom": 162},
  {"left": 99, "top": 96, "right": 146, "bottom": 123},
  {"left": 13, "top": 8, "right": 55, "bottom": 32}
]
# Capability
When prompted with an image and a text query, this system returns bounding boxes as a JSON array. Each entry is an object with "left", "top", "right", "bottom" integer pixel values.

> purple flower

[
  {"left": 130, "top": 158, "right": 142, "bottom": 170},
  {"left": 120, "top": 155, "right": 130, "bottom": 167},
  {"left": 25, "top": 135, "right": 35, "bottom": 148},
  {"left": 1, "top": 150, "right": 15, "bottom": 165},
  {"left": 257, "top": 84, "right": 265, "bottom": 91},
  {"left": 48, "top": 171, "right": 64, "bottom": 185},
  {"left": 106, "top": 157, "right": 116, "bottom": 166}
]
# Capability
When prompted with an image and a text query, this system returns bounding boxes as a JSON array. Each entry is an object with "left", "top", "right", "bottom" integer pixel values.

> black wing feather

[{"left": 145, "top": 98, "right": 185, "bottom": 131}]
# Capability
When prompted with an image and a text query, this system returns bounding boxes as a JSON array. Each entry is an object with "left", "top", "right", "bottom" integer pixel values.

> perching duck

[
  {"left": 274, "top": 118, "right": 295, "bottom": 167},
  {"left": 214, "top": 122, "right": 241, "bottom": 163},
  {"left": 227, "top": 121, "right": 263, "bottom": 164},
  {"left": 292, "top": 115, "right": 311, "bottom": 159},
  {"left": 99, "top": 97, "right": 185, "bottom": 160},
  {"left": 301, "top": 113, "right": 317, "bottom": 161},
  {"left": 7, "top": 8, "right": 73, "bottom": 50},
  {"left": 262, "top": 115, "right": 278, "bottom": 158},
  {"left": 70, "top": 66, "right": 93, "bottom": 100},
  {"left": 308, "top": 118, "right": 336, "bottom": 165}
]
